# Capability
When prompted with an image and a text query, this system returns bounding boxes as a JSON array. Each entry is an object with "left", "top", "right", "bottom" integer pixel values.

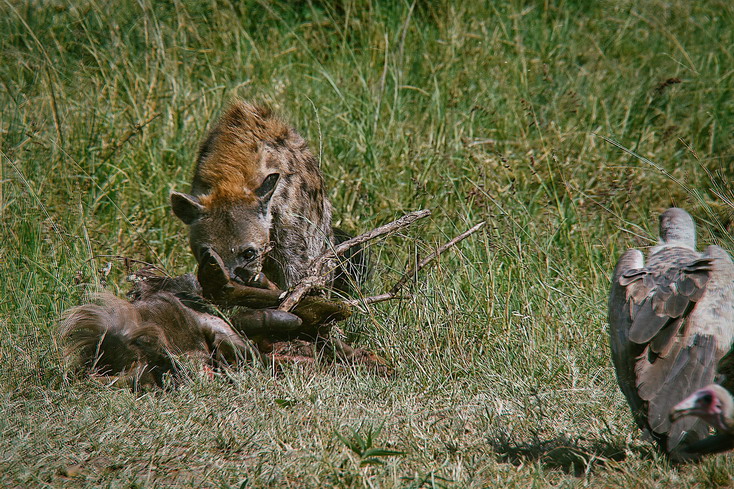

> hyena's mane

[{"left": 191, "top": 101, "right": 316, "bottom": 207}]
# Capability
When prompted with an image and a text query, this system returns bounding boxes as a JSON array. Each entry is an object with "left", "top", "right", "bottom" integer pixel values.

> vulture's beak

[{"left": 670, "top": 394, "right": 702, "bottom": 423}]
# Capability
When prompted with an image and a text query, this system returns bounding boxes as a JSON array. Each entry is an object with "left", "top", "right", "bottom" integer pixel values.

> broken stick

[
  {"left": 277, "top": 209, "right": 432, "bottom": 312},
  {"left": 343, "top": 220, "right": 486, "bottom": 307}
]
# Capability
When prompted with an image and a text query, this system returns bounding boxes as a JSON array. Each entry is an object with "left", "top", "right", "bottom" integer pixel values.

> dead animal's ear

[
  {"left": 255, "top": 172, "right": 280, "bottom": 211},
  {"left": 171, "top": 191, "right": 204, "bottom": 225}
]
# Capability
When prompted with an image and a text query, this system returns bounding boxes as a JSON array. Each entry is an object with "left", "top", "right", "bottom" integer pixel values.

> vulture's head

[
  {"left": 670, "top": 384, "right": 734, "bottom": 433},
  {"left": 658, "top": 207, "right": 696, "bottom": 249}
]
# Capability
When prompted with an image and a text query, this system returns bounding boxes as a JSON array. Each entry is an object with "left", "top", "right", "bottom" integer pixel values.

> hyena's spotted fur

[{"left": 171, "top": 101, "right": 336, "bottom": 290}]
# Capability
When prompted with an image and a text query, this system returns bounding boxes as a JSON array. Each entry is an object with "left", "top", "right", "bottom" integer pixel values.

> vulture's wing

[
  {"left": 610, "top": 246, "right": 719, "bottom": 452},
  {"left": 697, "top": 246, "right": 734, "bottom": 397},
  {"left": 609, "top": 249, "right": 646, "bottom": 420}
]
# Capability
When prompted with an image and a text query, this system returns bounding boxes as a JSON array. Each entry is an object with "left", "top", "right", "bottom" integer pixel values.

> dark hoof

[
  {"left": 231, "top": 308, "right": 303, "bottom": 335},
  {"left": 197, "top": 249, "right": 230, "bottom": 297}
]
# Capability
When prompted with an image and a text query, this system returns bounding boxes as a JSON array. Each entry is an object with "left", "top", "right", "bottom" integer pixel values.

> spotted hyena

[{"left": 171, "top": 101, "right": 361, "bottom": 292}]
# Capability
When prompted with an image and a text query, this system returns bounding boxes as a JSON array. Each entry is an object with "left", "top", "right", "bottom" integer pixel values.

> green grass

[{"left": 2, "top": 0, "right": 734, "bottom": 486}]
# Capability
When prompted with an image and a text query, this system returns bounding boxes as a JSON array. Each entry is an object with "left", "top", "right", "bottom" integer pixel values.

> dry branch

[
  {"left": 344, "top": 221, "right": 486, "bottom": 308},
  {"left": 277, "top": 209, "right": 432, "bottom": 311},
  {"left": 194, "top": 210, "right": 483, "bottom": 334}
]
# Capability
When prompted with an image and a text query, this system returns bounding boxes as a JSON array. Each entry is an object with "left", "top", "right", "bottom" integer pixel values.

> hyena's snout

[
  {"left": 231, "top": 249, "right": 261, "bottom": 285},
  {"left": 227, "top": 244, "right": 271, "bottom": 286},
  {"left": 197, "top": 245, "right": 263, "bottom": 287},
  {"left": 232, "top": 242, "right": 279, "bottom": 289}
]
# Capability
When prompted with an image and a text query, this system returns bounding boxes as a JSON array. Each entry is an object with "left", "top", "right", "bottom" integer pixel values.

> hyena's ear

[
  {"left": 171, "top": 191, "right": 204, "bottom": 225},
  {"left": 255, "top": 172, "right": 280, "bottom": 214}
]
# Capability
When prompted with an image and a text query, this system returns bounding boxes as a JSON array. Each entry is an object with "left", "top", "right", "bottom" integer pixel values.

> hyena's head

[{"left": 170, "top": 173, "right": 279, "bottom": 285}]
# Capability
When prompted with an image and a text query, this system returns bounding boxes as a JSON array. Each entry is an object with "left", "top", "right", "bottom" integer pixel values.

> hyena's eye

[{"left": 240, "top": 248, "right": 258, "bottom": 262}]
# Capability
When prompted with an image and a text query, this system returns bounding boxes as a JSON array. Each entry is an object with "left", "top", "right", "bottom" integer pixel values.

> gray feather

[
  {"left": 649, "top": 317, "right": 683, "bottom": 357},
  {"left": 629, "top": 300, "right": 671, "bottom": 344}
]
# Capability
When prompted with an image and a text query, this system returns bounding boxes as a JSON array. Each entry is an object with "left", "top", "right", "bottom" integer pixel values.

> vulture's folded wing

[
  {"left": 608, "top": 249, "right": 647, "bottom": 427},
  {"left": 691, "top": 246, "right": 734, "bottom": 363},
  {"left": 627, "top": 250, "right": 713, "bottom": 348},
  {"left": 610, "top": 247, "right": 718, "bottom": 451}
]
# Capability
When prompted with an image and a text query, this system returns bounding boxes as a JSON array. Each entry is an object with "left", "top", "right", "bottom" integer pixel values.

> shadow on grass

[{"left": 488, "top": 431, "right": 649, "bottom": 477}]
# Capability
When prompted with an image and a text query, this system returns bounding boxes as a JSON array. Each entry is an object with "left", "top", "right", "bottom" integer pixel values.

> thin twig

[
  {"left": 343, "top": 221, "right": 486, "bottom": 308},
  {"left": 92, "top": 254, "right": 171, "bottom": 277},
  {"left": 278, "top": 209, "right": 432, "bottom": 311},
  {"left": 329, "top": 209, "right": 431, "bottom": 260},
  {"left": 100, "top": 112, "right": 161, "bottom": 164},
  {"left": 46, "top": 67, "right": 64, "bottom": 149},
  {"left": 342, "top": 293, "right": 400, "bottom": 307},
  {"left": 389, "top": 221, "right": 485, "bottom": 295}
]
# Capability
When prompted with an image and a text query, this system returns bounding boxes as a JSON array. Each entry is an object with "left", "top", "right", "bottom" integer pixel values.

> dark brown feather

[
  {"left": 629, "top": 300, "right": 672, "bottom": 344},
  {"left": 649, "top": 317, "right": 684, "bottom": 356}
]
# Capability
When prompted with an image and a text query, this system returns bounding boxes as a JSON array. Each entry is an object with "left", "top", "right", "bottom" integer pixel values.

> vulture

[{"left": 608, "top": 207, "right": 734, "bottom": 458}]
